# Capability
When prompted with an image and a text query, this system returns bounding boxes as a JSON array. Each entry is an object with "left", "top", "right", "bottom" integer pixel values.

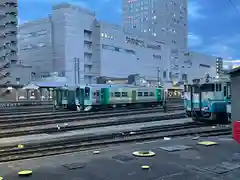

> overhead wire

[{"left": 226, "top": 0, "right": 240, "bottom": 15}]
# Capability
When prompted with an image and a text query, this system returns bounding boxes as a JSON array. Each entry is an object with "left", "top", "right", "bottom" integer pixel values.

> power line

[{"left": 227, "top": 0, "right": 240, "bottom": 15}]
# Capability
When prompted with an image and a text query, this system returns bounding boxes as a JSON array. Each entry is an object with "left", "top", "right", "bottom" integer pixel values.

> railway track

[
  {"left": 0, "top": 122, "right": 231, "bottom": 162},
  {"left": 0, "top": 99, "right": 183, "bottom": 116},
  {"left": 0, "top": 104, "right": 184, "bottom": 124},
  {"left": 0, "top": 108, "right": 185, "bottom": 138},
  {"left": 0, "top": 106, "right": 57, "bottom": 115},
  {"left": 0, "top": 102, "right": 182, "bottom": 119}
]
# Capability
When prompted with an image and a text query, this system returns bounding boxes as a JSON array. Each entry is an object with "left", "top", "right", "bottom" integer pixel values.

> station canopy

[
  {"left": 22, "top": 81, "right": 67, "bottom": 89},
  {"left": 22, "top": 83, "right": 39, "bottom": 90}
]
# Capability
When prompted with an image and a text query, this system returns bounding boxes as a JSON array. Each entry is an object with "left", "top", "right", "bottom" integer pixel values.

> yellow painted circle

[
  {"left": 18, "top": 170, "right": 32, "bottom": 176},
  {"left": 197, "top": 141, "right": 218, "bottom": 146},
  {"left": 132, "top": 151, "right": 155, "bottom": 157},
  {"left": 17, "top": 144, "right": 24, "bottom": 149},
  {"left": 0, "top": 176, "right": 3, "bottom": 180},
  {"left": 141, "top": 165, "right": 150, "bottom": 169}
]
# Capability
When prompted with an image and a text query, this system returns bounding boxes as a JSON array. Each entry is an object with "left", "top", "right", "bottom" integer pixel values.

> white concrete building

[
  {"left": 18, "top": 17, "right": 53, "bottom": 78},
  {"left": 18, "top": 3, "right": 216, "bottom": 85},
  {"left": 122, "top": 0, "right": 188, "bottom": 50},
  {"left": 0, "top": 0, "right": 32, "bottom": 85},
  {"left": 182, "top": 51, "right": 216, "bottom": 81},
  {"left": 0, "top": 0, "right": 18, "bottom": 84}
]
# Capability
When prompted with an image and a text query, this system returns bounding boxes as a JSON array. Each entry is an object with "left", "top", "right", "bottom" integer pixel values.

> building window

[
  {"left": 182, "top": 74, "right": 187, "bottom": 81},
  {"left": 153, "top": 54, "right": 161, "bottom": 60},
  {"left": 163, "top": 71, "right": 167, "bottom": 78},
  {"left": 101, "top": 32, "right": 115, "bottom": 40},
  {"left": 199, "top": 64, "right": 210, "bottom": 68}
]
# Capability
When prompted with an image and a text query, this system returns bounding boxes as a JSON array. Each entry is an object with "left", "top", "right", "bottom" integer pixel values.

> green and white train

[{"left": 55, "top": 84, "right": 166, "bottom": 111}]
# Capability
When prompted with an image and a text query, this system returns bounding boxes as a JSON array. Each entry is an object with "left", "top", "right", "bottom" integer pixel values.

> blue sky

[{"left": 18, "top": 0, "right": 240, "bottom": 59}]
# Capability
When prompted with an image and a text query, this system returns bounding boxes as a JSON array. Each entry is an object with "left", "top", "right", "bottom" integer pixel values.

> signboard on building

[{"left": 125, "top": 36, "right": 145, "bottom": 47}]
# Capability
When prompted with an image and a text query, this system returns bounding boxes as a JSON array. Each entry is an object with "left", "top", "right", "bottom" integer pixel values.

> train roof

[
  {"left": 28, "top": 81, "right": 67, "bottom": 88},
  {"left": 85, "top": 84, "right": 163, "bottom": 88},
  {"left": 227, "top": 66, "right": 240, "bottom": 75}
]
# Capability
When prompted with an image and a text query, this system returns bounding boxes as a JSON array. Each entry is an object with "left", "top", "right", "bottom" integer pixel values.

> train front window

[
  {"left": 84, "top": 87, "right": 90, "bottom": 99},
  {"left": 227, "top": 83, "right": 231, "bottom": 99},
  {"left": 76, "top": 88, "right": 80, "bottom": 98},
  {"left": 63, "top": 90, "right": 67, "bottom": 99},
  {"left": 193, "top": 85, "right": 200, "bottom": 93},
  {"left": 201, "top": 83, "right": 214, "bottom": 92},
  {"left": 184, "top": 85, "right": 187, "bottom": 92},
  {"left": 224, "top": 86, "right": 227, "bottom": 96}
]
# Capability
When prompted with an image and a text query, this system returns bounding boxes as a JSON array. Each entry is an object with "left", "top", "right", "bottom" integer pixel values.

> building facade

[
  {"left": 18, "top": 17, "right": 53, "bottom": 78},
  {"left": 122, "top": 0, "right": 187, "bottom": 50},
  {"left": 0, "top": 0, "right": 18, "bottom": 84},
  {"left": 183, "top": 51, "right": 216, "bottom": 82},
  {"left": 18, "top": 3, "right": 216, "bottom": 85}
]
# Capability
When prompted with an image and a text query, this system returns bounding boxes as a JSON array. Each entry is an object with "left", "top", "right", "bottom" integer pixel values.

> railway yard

[{"left": 0, "top": 99, "right": 239, "bottom": 180}]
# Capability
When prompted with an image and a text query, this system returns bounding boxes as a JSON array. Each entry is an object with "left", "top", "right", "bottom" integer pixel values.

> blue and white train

[{"left": 184, "top": 77, "right": 231, "bottom": 123}]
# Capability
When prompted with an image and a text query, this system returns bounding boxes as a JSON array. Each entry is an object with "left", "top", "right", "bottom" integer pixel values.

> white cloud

[
  {"left": 18, "top": 18, "right": 28, "bottom": 25},
  {"left": 117, "top": 8, "right": 122, "bottom": 14},
  {"left": 101, "top": 0, "right": 112, "bottom": 2},
  {"left": 188, "top": 33, "right": 202, "bottom": 47},
  {"left": 203, "top": 44, "right": 236, "bottom": 59},
  {"left": 188, "top": 1, "right": 205, "bottom": 20},
  {"left": 188, "top": 32, "right": 239, "bottom": 59},
  {"left": 200, "top": 34, "right": 240, "bottom": 59},
  {"left": 20, "top": 0, "right": 88, "bottom": 8}
]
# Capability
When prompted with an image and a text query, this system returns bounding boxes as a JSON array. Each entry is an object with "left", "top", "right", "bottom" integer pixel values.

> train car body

[
  {"left": 55, "top": 85, "right": 85, "bottom": 111},
  {"left": 56, "top": 84, "right": 166, "bottom": 111},
  {"left": 185, "top": 78, "right": 231, "bottom": 123},
  {"left": 82, "top": 84, "right": 165, "bottom": 111}
]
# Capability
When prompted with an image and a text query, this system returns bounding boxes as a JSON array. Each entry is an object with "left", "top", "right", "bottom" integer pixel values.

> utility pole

[
  {"left": 74, "top": 58, "right": 77, "bottom": 84},
  {"left": 74, "top": 58, "right": 80, "bottom": 84},
  {"left": 157, "top": 67, "right": 160, "bottom": 87}
]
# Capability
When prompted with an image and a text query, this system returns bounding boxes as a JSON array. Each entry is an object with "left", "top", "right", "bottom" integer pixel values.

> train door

[
  {"left": 227, "top": 82, "right": 231, "bottom": 119},
  {"left": 191, "top": 84, "right": 200, "bottom": 110},
  {"left": 68, "top": 90, "right": 75, "bottom": 107},
  {"left": 84, "top": 86, "right": 91, "bottom": 106},
  {"left": 76, "top": 87, "right": 84, "bottom": 106},
  {"left": 132, "top": 90, "right": 137, "bottom": 103},
  {"left": 155, "top": 88, "right": 162, "bottom": 102},
  {"left": 62, "top": 89, "right": 68, "bottom": 106},
  {"left": 96, "top": 90, "right": 101, "bottom": 104},
  {"left": 55, "top": 88, "right": 62, "bottom": 106},
  {"left": 190, "top": 85, "right": 193, "bottom": 111},
  {"left": 101, "top": 88, "right": 109, "bottom": 105}
]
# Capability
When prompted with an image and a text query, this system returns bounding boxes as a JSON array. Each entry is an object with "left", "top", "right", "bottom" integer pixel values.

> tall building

[
  {"left": 18, "top": 3, "right": 216, "bottom": 85},
  {"left": 0, "top": 0, "right": 18, "bottom": 84},
  {"left": 216, "top": 57, "right": 223, "bottom": 77},
  {"left": 122, "top": 0, "right": 188, "bottom": 50}
]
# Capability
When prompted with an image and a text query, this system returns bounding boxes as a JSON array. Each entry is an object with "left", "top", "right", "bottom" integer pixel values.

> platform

[
  {"left": 1, "top": 135, "right": 240, "bottom": 180},
  {"left": 0, "top": 117, "right": 192, "bottom": 147}
]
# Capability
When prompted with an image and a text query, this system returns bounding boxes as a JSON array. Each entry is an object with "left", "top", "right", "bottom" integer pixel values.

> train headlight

[{"left": 202, "top": 107, "right": 209, "bottom": 111}]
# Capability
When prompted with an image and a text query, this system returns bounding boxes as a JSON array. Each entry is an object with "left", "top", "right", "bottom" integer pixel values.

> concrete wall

[
  {"left": 182, "top": 51, "right": 217, "bottom": 83},
  {"left": 51, "top": 4, "right": 97, "bottom": 84},
  {"left": 5, "top": 64, "right": 32, "bottom": 84},
  {"left": 99, "top": 21, "right": 169, "bottom": 81},
  {"left": 231, "top": 74, "right": 240, "bottom": 122},
  {"left": 18, "top": 17, "right": 53, "bottom": 76}
]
